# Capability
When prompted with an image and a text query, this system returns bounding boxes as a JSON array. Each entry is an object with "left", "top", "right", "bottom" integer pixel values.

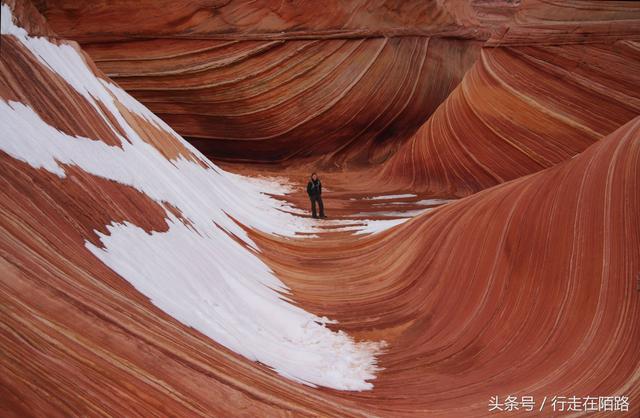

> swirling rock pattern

[
  {"left": 252, "top": 115, "right": 640, "bottom": 417},
  {"left": 484, "top": 0, "right": 640, "bottom": 46},
  {"left": 2, "top": 0, "right": 640, "bottom": 417},
  {"left": 380, "top": 40, "right": 640, "bottom": 195},
  {"left": 32, "top": 0, "right": 481, "bottom": 39},
  {"left": 32, "top": 0, "right": 487, "bottom": 164},
  {"left": 83, "top": 36, "right": 480, "bottom": 164},
  {"left": 31, "top": 0, "right": 640, "bottom": 170},
  {"left": 1, "top": 2, "right": 378, "bottom": 414}
]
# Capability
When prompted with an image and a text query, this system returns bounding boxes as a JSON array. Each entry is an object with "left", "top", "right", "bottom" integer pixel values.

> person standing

[{"left": 306, "top": 172, "right": 325, "bottom": 218}]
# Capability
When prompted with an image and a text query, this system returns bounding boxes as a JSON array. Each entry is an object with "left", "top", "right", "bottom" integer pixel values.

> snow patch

[
  {"left": 351, "top": 193, "right": 417, "bottom": 201},
  {"left": 353, "top": 218, "right": 410, "bottom": 235},
  {"left": 0, "top": 3, "right": 384, "bottom": 391},
  {"left": 415, "top": 198, "right": 454, "bottom": 206},
  {"left": 372, "top": 198, "right": 454, "bottom": 207},
  {"left": 351, "top": 209, "right": 435, "bottom": 218}
]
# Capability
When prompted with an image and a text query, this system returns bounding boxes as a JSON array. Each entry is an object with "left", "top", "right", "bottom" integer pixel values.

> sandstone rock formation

[
  {"left": 380, "top": 41, "right": 640, "bottom": 195},
  {"left": 31, "top": 0, "right": 640, "bottom": 170},
  {"left": 254, "top": 114, "right": 640, "bottom": 417},
  {"left": 1, "top": 0, "right": 639, "bottom": 417},
  {"left": 31, "top": 0, "right": 488, "bottom": 164}
]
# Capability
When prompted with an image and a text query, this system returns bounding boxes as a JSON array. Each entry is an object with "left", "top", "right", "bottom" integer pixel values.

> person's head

[{"left": 311, "top": 172, "right": 318, "bottom": 181}]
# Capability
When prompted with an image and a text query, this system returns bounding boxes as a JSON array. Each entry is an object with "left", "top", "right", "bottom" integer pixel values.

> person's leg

[
  {"left": 318, "top": 197, "right": 325, "bottom": 217},
  {"left": 311, "top": 198, "right": 317, "bottom": 218}
]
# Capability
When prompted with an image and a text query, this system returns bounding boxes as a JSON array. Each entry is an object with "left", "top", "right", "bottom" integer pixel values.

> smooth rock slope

[{"left": 1, "top": 0, "right": 639, "bottom": 417}]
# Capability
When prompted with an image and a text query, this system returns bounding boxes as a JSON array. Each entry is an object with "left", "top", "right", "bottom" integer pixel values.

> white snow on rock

[
  {"left": 350, "top": 193, "right": 417, "bottom": 201},
  {"left": 354, "top": 218, "right": 410, "bottom": 234},
  {"left": 331, "top": 218, "right": 411, "bottom": 235},
  {"left": 415, "top": 198, "right": 454, "bottom": 206},
  {"left": 351, "top": 209, "right": 435, "bottom": 218},
  {"left": 372, "top": 198, "right": 454, "bottom": 207},
  {"left": 0, "top": 3, "right": 384, "bottom": 391}
]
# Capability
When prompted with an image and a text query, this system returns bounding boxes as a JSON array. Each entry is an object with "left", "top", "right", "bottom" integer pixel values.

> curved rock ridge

[
  {"left": 32, "top": 0, "right": 481, "bottom": 40},
  {"left": 484, "top": 0, "right": 640, "bottom": 46},
  {"left": 31, "top": 0, "right": 487, "bottom": 165},
  {"left": 1, "top": 0, "right": 385, "bottom": 399},
  {"left": 79, "top": 36, "right": 480, "bottom": 164},
  {"left": 33, "top": 0, "right": 640, "bottom": 43},
  {"left": 30, "top": 0, "right": 640, "bottom": 168},
  {"left": 251, "top": 115, "right": 640, "bottom": 416},
  {"left": 379, "top": 40, "right": 640, "bottom": 195},
  {"left": 1, "top": 0, "right": 639, "bottom": 417}
]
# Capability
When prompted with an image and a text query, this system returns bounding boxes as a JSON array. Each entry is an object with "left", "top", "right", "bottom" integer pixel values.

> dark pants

[{"left": 310, "top": 196, "right": 324, "bottom": 218}]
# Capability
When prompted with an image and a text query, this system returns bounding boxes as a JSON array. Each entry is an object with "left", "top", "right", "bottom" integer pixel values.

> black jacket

[{"left": 307, "top": 179, "right": 322, "bottom": 198}]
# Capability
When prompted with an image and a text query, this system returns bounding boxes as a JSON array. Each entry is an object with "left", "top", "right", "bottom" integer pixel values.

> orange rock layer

[
  {"left": 84, "top": 36, "right": 480, "bottom": 164},
  {"left": 31, "top": 1, "right": 640, "bottom": 174},
  {"left": 252, "top": 115, "right": 640, "bottom": 416},
  {"left": 380, "top": 41, "right": 640, "bottom": 195},
  {"left": 31, "top": 0, "right": 490, "bottom": 164},
  {"left": 1, "top": 0, "right": 640, "bottom": 417}
]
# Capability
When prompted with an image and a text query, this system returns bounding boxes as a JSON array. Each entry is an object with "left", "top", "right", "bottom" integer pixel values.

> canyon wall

[
  {"left": 1, "top": 1, "right": 639, "bottom": 417},
  {"left": 380, "top": 40, "right": 640, "bottom": 195},
  {"left": 32, "top": 0, "right": 487, "bottom": 164}
]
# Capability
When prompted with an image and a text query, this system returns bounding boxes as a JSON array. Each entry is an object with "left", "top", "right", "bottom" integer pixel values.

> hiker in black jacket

[{"left": 306, "top": 172, "right": 325, "bottom": 219}]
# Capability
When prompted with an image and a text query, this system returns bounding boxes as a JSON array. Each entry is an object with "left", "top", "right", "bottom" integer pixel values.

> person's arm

[
  {"left": 306, "top": 181, "right": 312, "bottom": 196},
  {"left": 318, "top": 181, "right": 322, "bottom": 195}
]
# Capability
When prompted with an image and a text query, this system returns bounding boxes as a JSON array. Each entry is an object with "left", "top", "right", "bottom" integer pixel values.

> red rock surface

[
  {"left": 32, "top": 0, "right": 488, "bottom": 164},
  {"left": 252, "top": 115, "right": 640, "bottom": 417},
  {"left": 380, "top": 41, "right": 640, "bottom": 195},
  {"left": 32, "top": 0, "right": 481, "bottom": 39},
  {"left": 83, "top": 36, "right": 481, "bottom": 164},
  {"left": 2, "top": 0, "right": 640, "bottom": 417},
  {"left": 30, "top": 1, "right": 640, "bottom": 169}
]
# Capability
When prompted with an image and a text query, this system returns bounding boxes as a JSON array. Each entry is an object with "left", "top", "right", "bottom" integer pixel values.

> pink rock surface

[{"left": 1, "top": 1, "right": 639, "bottom": 416}]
